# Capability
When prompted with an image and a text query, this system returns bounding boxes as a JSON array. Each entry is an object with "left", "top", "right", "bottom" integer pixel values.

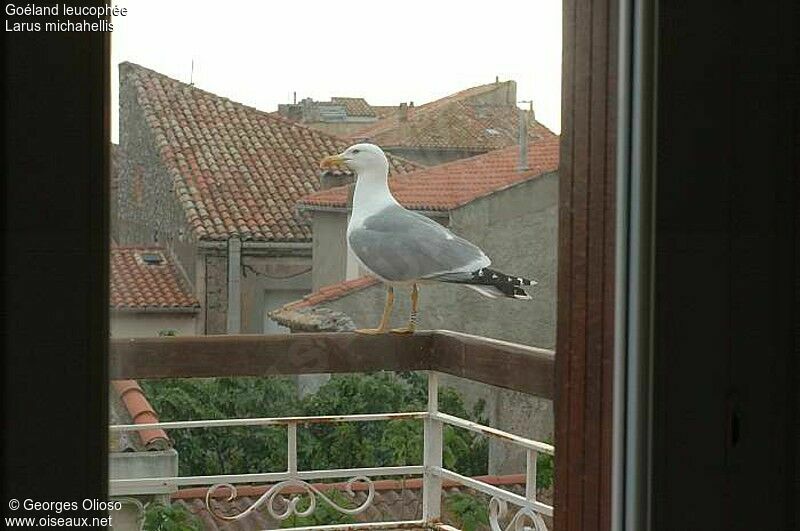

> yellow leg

[
  {"left": 391, "top": 283, "right": 419, "bottom": 335},
  {"left": 355, "top": 286, "right": 394, "bottom": 334}
]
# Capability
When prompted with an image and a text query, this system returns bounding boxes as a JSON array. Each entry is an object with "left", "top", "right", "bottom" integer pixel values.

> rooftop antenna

[{"left": 189, "top": 59, "right": 195, "bottom": 86}]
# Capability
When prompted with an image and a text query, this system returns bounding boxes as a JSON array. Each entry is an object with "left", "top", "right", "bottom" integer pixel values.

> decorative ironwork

[
  {"left": 110, "top": 368, "right": 555, "bottom": 530},
  {"left": 205, "top": 475, "right": 375, "bottom": 522},
  {"left": 489, "top": 498, "right": 548, "bottom": 531}
]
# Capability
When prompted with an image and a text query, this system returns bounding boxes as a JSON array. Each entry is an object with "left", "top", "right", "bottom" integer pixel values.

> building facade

[
  {"left": 110, "top": 246, "right": 200, "bottom": 337},
  {"left": 272, "top": 138, "right": 561, "bottom": 473},
  {"left": 115, "top": 63, "right": 419, "bottom": 334}
]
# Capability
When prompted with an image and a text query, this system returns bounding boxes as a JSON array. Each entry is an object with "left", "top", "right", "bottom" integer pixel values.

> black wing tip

[
  {"left": 473, "top": 268, "right": 537, "bottom": 285},
  {"left": 469, "top": 268, "right": 538, "bottom": 299}
]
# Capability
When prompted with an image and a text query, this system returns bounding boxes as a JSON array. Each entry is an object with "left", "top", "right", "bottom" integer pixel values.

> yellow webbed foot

[{"left": 389, "top": 326, "right": 415, "bottom": 335}]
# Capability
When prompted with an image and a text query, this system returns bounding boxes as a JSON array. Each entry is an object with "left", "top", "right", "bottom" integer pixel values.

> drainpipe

[{"left": 226, "top": 236, "right": 242, "bottom": 334}]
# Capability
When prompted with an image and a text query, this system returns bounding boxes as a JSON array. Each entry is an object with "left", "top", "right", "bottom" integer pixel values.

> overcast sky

[{"left": 111, "top": 1, "right": 562, "bottom": 143}]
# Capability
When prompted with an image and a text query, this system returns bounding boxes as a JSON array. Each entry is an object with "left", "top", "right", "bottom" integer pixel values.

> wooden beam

[
  {"left": 109, "top": 331, "right": 555, "bottom": 398},
  {"left": 555, "top": 0, "right": 618, "bottom": 529},
  {"left": 431, "top": 331, "right": 555, "bottom": 399},
  {"left": 110, "top": 332, "right": 433, "bottom": 379}
]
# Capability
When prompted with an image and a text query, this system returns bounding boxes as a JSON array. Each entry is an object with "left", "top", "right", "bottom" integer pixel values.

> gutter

[
  {"left": 197, "top": 240, "right": 313, "bottom": 257},
  {"left": 197, "top": 241, "right": 312, "bottom": 250}
]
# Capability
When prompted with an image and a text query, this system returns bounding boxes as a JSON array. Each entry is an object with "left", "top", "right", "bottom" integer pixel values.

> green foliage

[
  {"left": 536, "top": 450, "right": 554, "bottom": 490},
  {"left": 141, "top": 377, "right": 300, "bottom": 476},
  {"left": 280, "top": 490, "right": 356, "bottom": 528},
  {"left": 142, "top": 372, "right": 489, "bottom": 478},
  {"left": 142, "top": 502, "right": 202, "bottom": 531},
  {"left": 157, "top": 329, "right": 178, "bottom": 337},
  {"left": 445, "top": 492, "right": 489, "bottom": 531}
]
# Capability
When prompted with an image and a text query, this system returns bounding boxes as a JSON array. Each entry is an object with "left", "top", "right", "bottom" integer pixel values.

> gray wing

[{"left": 348, "top": 205, "right": 490, "bottom": 282}]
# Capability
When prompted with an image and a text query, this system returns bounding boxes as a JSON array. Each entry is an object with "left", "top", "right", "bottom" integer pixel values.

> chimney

[
  {"left": 293, "top": 91, "right": 297, "bottom": 104},
  {"left": 506, "top": 80, "right": 518, "bottom": 105},
  {"left": 518, "top": 108, "right": 529, "bottom": 172},
  {"left": 398, "top": 102, "right": 409, "bottom": 122}
]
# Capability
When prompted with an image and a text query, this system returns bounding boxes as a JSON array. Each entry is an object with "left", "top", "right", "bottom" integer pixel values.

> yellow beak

[{"left": 320, "top": 154, "right": 347, "bottom": 170}]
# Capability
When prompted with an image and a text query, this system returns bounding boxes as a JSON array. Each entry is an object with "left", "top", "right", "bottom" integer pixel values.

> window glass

[{"left": 109, "top": 2, "right": 562, "bottom": 529}]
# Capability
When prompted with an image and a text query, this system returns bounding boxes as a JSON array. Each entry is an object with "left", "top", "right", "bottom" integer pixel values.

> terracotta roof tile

[
  {"left": 350, "top": 81, "right": 556, "bottom": 150},
  {"left": 330, "top": 97, "right": 376, "bottom": 118},
  {"left": 372, "top": 105, "right": 400, "bottom": 119},
  {"left": 112, "top": 380, "right": 170, "bottom": 450},
  {"left": 267, "top": 276, "right": 381, "bottom": 331},
  {"left": 110, "top": 246, "right": 200, "bottom": 310},
  {"left": 300, "top": 135, "right": 560, "bottom": 212},
  {"left": 285, "top": 276, "right": 380, "bottom": 311},
  {"left": 122, "top": 63, "right": 420, "bottom": 242}
]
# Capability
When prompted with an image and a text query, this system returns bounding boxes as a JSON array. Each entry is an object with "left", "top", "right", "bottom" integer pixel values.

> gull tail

[{"left": 436, "top": 267, "right": 537, "bottom": 300}]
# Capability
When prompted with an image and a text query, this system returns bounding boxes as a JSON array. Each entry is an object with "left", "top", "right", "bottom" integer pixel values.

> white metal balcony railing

[{"left": 108, "top": 332, "right": 555, "bottom": 531}]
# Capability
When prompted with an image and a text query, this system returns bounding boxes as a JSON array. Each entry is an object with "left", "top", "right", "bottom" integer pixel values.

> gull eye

[{"left": 351, "top": 149, "right": 360, "bottom": 154}]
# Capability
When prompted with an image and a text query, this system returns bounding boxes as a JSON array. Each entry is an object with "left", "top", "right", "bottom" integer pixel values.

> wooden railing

[
  {"left": 110, "top": 330, "right": 555, "bottom": 399},
  {"left": 109, "top": 330, "right": 556, "bottom": 531}
]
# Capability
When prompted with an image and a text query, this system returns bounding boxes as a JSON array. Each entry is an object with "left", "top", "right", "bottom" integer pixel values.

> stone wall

[
  {"left": 200, "top": 250, "right": 229, "bottom": 335},
  {"left": 200, "top": 247, "right": 312, "bottom": 335},
  {"left": 116, "top": 63, "right": 199, "bottom": 284}
]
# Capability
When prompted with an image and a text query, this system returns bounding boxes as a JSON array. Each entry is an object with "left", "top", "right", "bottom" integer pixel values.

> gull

[{"left": 320, "top": 143, "right": 537, "bottom": 335}]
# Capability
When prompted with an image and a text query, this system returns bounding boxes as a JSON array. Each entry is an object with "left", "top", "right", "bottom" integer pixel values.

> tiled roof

[
  {"left": 286, "top": 276, "right": 379, "bottom": 310},
  {"left": 350, "top": 82, "right": 556, "bottom": 150},
  {"left": 331, "top": 97, "right": 376, "bottom": 118},
  {"left": 372, "top": 105, "right": 400, "bottom": 119},
  {"left": 122, "top": 63, "right": 419, "bottom": 242},
  {"left": 171, "top": 474, "right": 552, "bottom": 531},
  {"left": 268, "top": 276, "right": 379, "bottom": 331},
  {"left": 110, "top": 246, "right": 200, "bottom": 311},
  {"left": 112, "top": 380, "right": 170, "bottom": 451},
  {"left": 300, "top": 135, "right": 560, "bottom": 212}
]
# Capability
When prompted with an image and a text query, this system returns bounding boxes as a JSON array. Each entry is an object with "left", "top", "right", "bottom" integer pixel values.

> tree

[
  {"left": 141, "top": 372, "right": 489, "bottom": 477},
  {"left": 141, "top": 376, "right": 299, "bottom": 475}
]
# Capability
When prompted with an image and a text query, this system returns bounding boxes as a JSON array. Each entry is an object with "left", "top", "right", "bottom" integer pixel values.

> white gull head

[{"left": 320, "top": 143, "right": 389, "bottom": 179}]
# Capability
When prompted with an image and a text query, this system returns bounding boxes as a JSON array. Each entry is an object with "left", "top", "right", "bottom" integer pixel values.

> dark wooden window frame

[
  {"left": 6, "top": 2, "right": 797, "bottom": 530},
  {"left": 4, "top": 0, "right": 623, "bottom": 526},
  {"left": 555, "top": 0, "right": 621, "bottom": 530}
]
